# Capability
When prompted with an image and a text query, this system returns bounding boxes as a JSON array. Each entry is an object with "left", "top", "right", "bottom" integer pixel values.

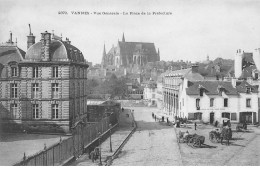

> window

[
  {"left": 194, "top": 112, "right": 202, "bottom": 120},
  {"left": 246, "top": 99, "right": 251, "bottom": 108},
  {"left": 52, "top": 66, "right": 58, "bottom": 78},
  {"left": 182, "top": 98, "right": 184, "bottom": 106},
  {"left": 188, "top": 112, "right": 202, "bottom": 120},
  {"left": 32, "top": 83, "right": 39, "bottom": 98},
  {"left": 32, "top": 67, "right": 39, "bottom": 78},
  {"left": 222, "top": 112, "right": 230, "bottom": 119},
  {"left": 210, "top": 98, "right": 214, "bottom": 107},
  {"left": 11, "top": 67, "right": 17, "bottom": 77},
  {"left": 200, "top": 89, "right": 203, "bottom": 96},
  {"left": 224, "top": 98, "right": 228, "bottom": 107},
  {"left": 11, "top": 83, "right": 18, "bottom": 98},
  {"left": 32, "top": 104, "right": 39, "bottom": 119},
  {"left": 196, "top": 98, "right": 200, "bottom": 109},
  {"left": 231, "top": 113, "right": 237, "bottom": 120},
  {"left": 10, "top": 103, "right": 18, "bottom": 119},
  {"left": 246, "top": 87, "right": 251, "bottom": 94},
  {"left": 152, "top": 94, "right": 155, "bottom": 98},
  {"left": 51, "top": 83, "right": 59, "bottom": 98},
  {"left": 52, "top": 104, "right": 59, "bottom": 119}
]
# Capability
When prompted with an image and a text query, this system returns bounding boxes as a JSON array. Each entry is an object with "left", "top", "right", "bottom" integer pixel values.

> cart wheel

[
  {"left": 188, "top": 138, "right": 194, "bottom": 147},
  {"left": 193, "top": 139, "right": 201, "bottom": 148}
]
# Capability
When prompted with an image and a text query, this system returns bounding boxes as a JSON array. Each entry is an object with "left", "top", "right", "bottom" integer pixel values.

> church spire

[
  {"left": 101, "top": 43, "right": 106, "bottom": 68},
  {"left": 122, "top": 32, "right": 125, "bottom": 42}
]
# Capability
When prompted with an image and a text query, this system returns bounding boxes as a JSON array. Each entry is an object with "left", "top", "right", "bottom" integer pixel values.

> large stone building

[
  {"left": 179, "top": 79, "right": 258, "bottom": 124},
  {"left": 0, "top": 28, "right": 88, "bottom": 134},
  {"left": 101, "top": 34, "right": 160, "bottom": 73},
  {"left": 162, "top": 65, "right": 204, "bottom": 121}
]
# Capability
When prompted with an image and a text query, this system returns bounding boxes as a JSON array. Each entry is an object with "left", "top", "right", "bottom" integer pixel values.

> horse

[{"left": 220, "top": 127, "right": 232, "bottom": 146}]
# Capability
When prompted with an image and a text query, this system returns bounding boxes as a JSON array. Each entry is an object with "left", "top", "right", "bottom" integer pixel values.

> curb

[{"left": 105, "top": 112, "right": 137, "bottom": 166}]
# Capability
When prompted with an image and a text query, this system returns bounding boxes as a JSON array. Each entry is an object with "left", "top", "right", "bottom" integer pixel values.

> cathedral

[{"left": 101, "top": 33, "right": 160, "bottom": 73}]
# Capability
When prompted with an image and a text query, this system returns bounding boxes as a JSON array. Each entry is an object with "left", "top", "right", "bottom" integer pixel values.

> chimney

[
  {"left": 10, "top": 32, "right": 13, "bottom": 43},
  {"left": 191, "top": 64, "right": 198, "bottom": 73},
  {"left": 41, "top": 31, "right": 51, "bottom": 61},
  {"left": 231, "top": 77, "right": 236, "bottom": 88},
  {"left": 27, "top": 24, "right": 35, "bottom": 49},
  {"left": 65, "top": 37, "right": 71, "bottom": 44}
]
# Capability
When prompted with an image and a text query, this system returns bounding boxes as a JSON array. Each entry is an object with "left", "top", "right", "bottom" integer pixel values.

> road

[{"left": 111, "top": 107, "right": 182, "bottom": 166}]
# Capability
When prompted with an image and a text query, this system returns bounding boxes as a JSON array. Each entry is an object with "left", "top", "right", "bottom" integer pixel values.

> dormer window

[
  {"left": 200, "top": 88, "right": 203, "bottom": 96},
  {"left": 198, "top": 84, "right": 204, "bottom": 97},
  {"left": 11, "top": 67, "right": 17, "bottom": 77},
  {"left": 246, "top": 87, "right": 251, "bottom": 94},
  {"left": 218, "top": 85, "right": 225, "bottom": 96}
]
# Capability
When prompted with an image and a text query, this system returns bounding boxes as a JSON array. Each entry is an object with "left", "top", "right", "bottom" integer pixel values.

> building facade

[
  {"left": 101, "top": 34, "right": 160, "bottom": 71},
  {"left": 0, "top": 30, "right": 89, "bottom": 134},
  {"left": 143, "top": 79, "right": 157, "bottom": 106},
  {"left": 162, "top": 65, "right": 204, "bottom": 121},
  {"left": 179, "top": 80, "right": 258, "bottom": 124}
]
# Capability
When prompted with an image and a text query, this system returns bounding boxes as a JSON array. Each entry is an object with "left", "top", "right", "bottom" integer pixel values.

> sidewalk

[{"left": 71, "top": 109, "right": 134, "bottom": 166}]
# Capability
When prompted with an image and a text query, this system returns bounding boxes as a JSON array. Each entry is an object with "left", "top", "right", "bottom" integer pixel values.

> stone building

[
  {"left": 178, "top": 79, "right": 259, "bottom": 124},
  {"left": 101, "top": 33, "right": 160, "bottom": 72},
  {"left": 162, "top": 65, "right": 204, "bottom": 121},
  {"left": 0, "top": 29, "right": 88, "bottom": 134}
]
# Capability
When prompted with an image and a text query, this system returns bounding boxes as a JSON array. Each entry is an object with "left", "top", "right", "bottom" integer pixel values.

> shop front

[{"left": 239, "top": 112, "right": 256, "bottom": 124}]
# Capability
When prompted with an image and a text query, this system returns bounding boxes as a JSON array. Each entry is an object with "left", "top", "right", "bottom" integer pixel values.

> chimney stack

[
  {"left": 10, "top": 32, "right": 13, "bottom": 43},
  {"left": 191, "top": 64, "right": 199, "bottom": 73},
  {"left": 41, "top": 31, "right": 51, "bottom": 61},
  {"left": 27, "top": 24, "right": 36, "bottom": 49}
]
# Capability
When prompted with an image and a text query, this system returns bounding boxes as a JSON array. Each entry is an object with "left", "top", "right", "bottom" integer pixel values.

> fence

[{"left": 14, "top": 112, "right": 118, "bottom": 166}]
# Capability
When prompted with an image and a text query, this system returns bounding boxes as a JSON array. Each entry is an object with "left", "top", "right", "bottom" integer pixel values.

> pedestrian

[
  {"left": 152, "top": 112, "right": 154, "bottom": 118},
  {"left": 194, "top": 122, "right": 197, "bottom": 130},
  {"left": 215, "top": 120, "right": 218, "bottom": 127},
  {"left": 90, "top": 150, "right": 95, "bottom": 162},
  {"left": 243, "top": 120, "right": 247, "bottom": 130},
  {"left": 167, "top": 118, "right": 169, "bottom": 124},
  {"left": 162, "top": 116, "right": 164, "bottom": 122},
  {"left": 122, "top": 107, "right": 124, "bottom": 112},
  {"left": 155, "top": 115, "right": 157, "bottom": 121}
]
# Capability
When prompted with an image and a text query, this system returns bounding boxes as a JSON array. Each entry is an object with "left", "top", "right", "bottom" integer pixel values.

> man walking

[{"left": 194, "top": 122, "right": 197, "bottom": 130}]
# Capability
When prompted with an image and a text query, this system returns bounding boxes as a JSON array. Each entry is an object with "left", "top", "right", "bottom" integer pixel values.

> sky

[{"left": 1, "top": 0, "right": 260, "bottom": 64}]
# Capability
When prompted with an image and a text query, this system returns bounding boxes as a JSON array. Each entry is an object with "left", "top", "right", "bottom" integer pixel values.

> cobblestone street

[
  {"left": 111, "top": 107, "right": 260, "bottom": 166},
  {"left": 112, "top": 107, "right": 182, "bottom": 166}
]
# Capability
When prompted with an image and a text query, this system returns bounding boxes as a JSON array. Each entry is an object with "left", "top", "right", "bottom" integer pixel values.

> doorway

[{"left": 210, "top": 112, "right": 214, "bottom": 124}]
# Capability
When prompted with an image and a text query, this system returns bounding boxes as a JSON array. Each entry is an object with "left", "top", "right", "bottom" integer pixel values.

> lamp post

[
  {"left": 98, "top": 132, "right": 102, "bottom": 166},
  {"left": 109, "top": 123, "right": 112, "bottom": 152}
]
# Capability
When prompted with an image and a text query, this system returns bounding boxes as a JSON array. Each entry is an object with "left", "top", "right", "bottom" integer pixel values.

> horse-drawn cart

[
  {"left": 209, "top": 127, "right": 232, "bottom": 145},
  {"left": 178, "top": 131, "right": 205, "bottom": 148}
]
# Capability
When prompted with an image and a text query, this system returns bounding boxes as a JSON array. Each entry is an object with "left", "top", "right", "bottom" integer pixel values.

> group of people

[
  {"left": 89, "top": 147, "right": 100, "bottom": 163},
  {"left": 152, "top": 112, "right": 169, "bottom": 124}
]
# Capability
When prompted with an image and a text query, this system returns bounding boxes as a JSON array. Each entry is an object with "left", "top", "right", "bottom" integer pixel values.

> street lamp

[
  {"left": 109, "top": 123, "right": 112, "bottom": 152},
  {"left": 98, "top": 132, "right": 102, "bottom": 166}
]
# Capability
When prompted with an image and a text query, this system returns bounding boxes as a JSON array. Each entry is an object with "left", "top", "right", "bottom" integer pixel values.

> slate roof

[
  {"left": 186, "top": 81, "right": 238, "bottom": 95},
  {"left": 118, "top": 41, "right": 157, "bottom": 60},
  {"left": 0, "top": 45, "right": 24, "bottom": 64},
  {"left": 236, "top": 81, "right": 258, "bottom": 93},
  {"left": 25, "top": 40, "right": 85, "bottom": 63},
  {"left": 164, "top": 68, "right": 204, "bottom": 81}
]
